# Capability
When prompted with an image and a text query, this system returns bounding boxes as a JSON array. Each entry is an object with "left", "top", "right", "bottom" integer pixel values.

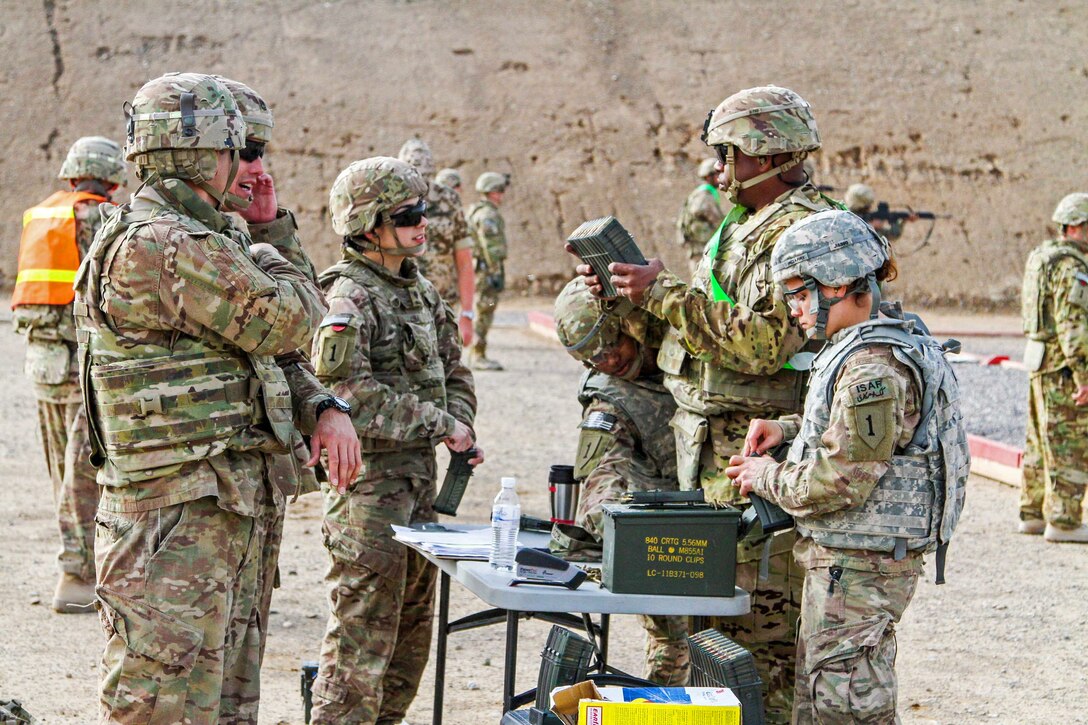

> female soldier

[
  {"left": 309, "top": 157, "right": 481, "bottom": 724},
  {"left": 726, "top": 209, "right": 968, "bottom": 724}
]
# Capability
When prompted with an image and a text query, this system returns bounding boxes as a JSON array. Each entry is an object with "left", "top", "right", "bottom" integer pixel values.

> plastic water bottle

[{"left": 489, "top": 477, "right": 521, "bottom": 572}]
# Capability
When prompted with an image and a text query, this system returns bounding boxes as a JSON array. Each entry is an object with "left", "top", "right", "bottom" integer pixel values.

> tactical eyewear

[
  {"left": 238, "top": 141, "right": 266, "bottom": 163},
  {"left": 712, "top": 144, "right": 732, "bottom": 167},
  {"left": 388, "top": 199, "right": 428, "bottom": 227},
  {"left": 783, "top": 284, "right": 808, "bottom": 314}
]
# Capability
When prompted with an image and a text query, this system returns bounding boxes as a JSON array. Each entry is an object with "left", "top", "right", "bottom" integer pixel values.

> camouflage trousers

[
  {"left": 94, "top": 495, "right": 264, "bottom": 724},
  {"left": 1020, "top": 370, "right": 1087, "bottom": 527},
  {"left": 255, "top": 487, "right": 286, "bottom": 663},
  {"left": 37, "top": 399, "right": 99, "bottom": 581},
  {"left": 637, "top": 614, "right": 690, "bottom": 685},
  {"left": 675, "top": 408, "right": 803, "bottom": 724},
  {"left": 473, "top": 268, "right": 502, "bottom": 352},
  {"left": 312, "top": 477, "right": 437, "bottom": 725},
  {"left": 793, "top": 565, "right": 918, "bottom": 725}
]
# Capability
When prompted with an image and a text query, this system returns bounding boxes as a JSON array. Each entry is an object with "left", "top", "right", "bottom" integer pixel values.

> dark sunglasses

[
  {"left": 712, "top": 143, "right": 731, "bottom": 166},
  {"left": 238, "top": 141, "right": 266, "bottom": 163},
  {"left": 388, "top": 198, "right": 427, "bottom": 227}
]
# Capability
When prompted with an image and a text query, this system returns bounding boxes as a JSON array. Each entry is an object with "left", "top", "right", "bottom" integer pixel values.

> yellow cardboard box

[{"left": 577, "top": 688, "right": 741, "bottom": 725}]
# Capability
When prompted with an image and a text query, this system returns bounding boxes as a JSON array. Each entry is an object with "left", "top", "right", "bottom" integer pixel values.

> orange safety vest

[{"left": 13, "top": 190, "right": 105, "bottom": 308}]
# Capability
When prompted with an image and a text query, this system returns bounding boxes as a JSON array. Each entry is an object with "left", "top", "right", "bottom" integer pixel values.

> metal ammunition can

[{"left": 601, "top": 503, "right": 740, "bottom": 597}]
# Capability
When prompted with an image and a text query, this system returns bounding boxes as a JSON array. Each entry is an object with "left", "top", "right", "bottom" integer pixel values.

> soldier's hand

[
  {"left": 564, "top": 243, "right": 612, "bottom": 299},
  {"left": 1075, "top": 384, "right": 1088, "bottom": 406},
  {"left": 445, "top": 420, "right": 475, "bottom": 452},
  {"left": 309, "top": 409, "right": 362, "bottom": 495},
  {"left": 609, "top": 259, "right": 665, "bottom": 305},
  {"left": 458, "top": 315, "right": 474, "bottom": 347},
  {"left": 468, "top": 444, "right": 485, "bottom": 466},
  {"left": 238, "top": 173, "right": 279, "bottom": 225},
  {"left": 743, "top": 419, "right": 784, "bottom": 456},
  {"left": 725, "top": 454, "right": 773, "bottom": 497}
]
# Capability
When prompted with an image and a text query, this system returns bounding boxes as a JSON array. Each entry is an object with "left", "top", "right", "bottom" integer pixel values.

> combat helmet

[
  {"left": 555, "top": 276, "right": 624, "bottom": 363},
  {"left": 701, "top": 85, "right": 820, "bottom": 203},
  {"left": 476, "top": 171, "right": 508, "bottom": 194},
  {"left": 124, "top": 72, "right": 245, "bottom": 208},
  {"left": 697, "top": 158, "right": 718, "bottom": 178},
  {"left": 398, "top": 138, "right": 436, "bottom": 178},
  {"left": 1051, "top": 192, "right": 1088, "bottom": 228},
  {"left": 436, "top": 168, "right": 462, "bottom": 190},
  {"left": 329, "top": 156, "right": 428, "bottom": 255},
  {"left": 845, "top": 183, "right": 876, "bottom": 213},
  {"left": 58, "top": 136, "right": 126, "bottom": 187},
  {"left": 771, "top": 209, "right": 889, "bottom": 339}
]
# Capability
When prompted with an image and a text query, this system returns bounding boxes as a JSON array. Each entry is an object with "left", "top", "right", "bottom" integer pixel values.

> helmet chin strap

[
  {"left": 804, "top": 273, "right": 880, "bottom": 340},
  {"left": 199, "top": 150, "right": 240, "bottom": 211},
  {"left": 724, "top": 147, "right": 807, "bottom": 205}
]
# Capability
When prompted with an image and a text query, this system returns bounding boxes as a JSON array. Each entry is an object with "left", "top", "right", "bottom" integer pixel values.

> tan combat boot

[
  {"left": 1043, "top": 523, "right": 1088, "bottom": 543},
  {"left": 1017, "top": 519, "right": 1045, "bottom": 535},
  {"left": 470, "top": 343, "right": 504, "bottom": 371},
  {"left": 52, "top": 573, "right": 97, "bottom": 613}
]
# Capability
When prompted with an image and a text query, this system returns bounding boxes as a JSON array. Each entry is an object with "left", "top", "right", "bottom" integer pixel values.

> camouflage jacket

[
  {"left": 76, "top": 180, "right": 327, "bottom": 515},
  {"left": 467, "top": 198, "right": 507, "bottom": 269},
  {"left": 1021, "top": 237, "right": 1088, "bottom": 386},
  {"left": 13, "top": 195, "right": 108, "bottom": 403},
  {"left": 676, "top": 183, "right": 726, "bottom": 263},
  {"left": 648, "top": 184, "right": 829, "bottom": 415},
  {"left": 418, "top": 181, "right": 472, "bottom": 305},
  {"left": 313, "top": 247, "right": 476, "bottom": 484},
  {"left": 752, "top": 335, "right": 924, "bottom": 575},
  {"left": 574, "top": 369, "right": 678, "bottom": 540}
]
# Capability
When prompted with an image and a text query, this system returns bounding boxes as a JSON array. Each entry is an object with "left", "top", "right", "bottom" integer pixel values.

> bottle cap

[{"left": 501, "top": 477, "right": 517, "bottom": 489}]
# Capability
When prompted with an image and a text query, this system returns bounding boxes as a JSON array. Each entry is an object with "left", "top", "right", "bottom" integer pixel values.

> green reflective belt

[
  {"left": 699, "top": 183, "right": 720, "bottom": 204},
  {"left": 706, "top": 205, "right": 747, "bottom": 304}
]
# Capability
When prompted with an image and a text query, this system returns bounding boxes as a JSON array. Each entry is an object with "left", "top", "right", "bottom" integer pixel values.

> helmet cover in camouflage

[
  {"left": 215, "top": 76, "right": 274, "bottom": 144},
  {"left": 772, "top": 209, "right": 888, "bottom": 287},
  {"left": 329, "top": 156, "right": 428, "bottom": 236},
  {"left": 845, "top": 183, "right": 876, "bottom": 212},
  {"left": 554, "top": 276, "right": 622, "bottom": 362},
  {"left": 436, "top": 168, "right": 462, "bottom": 189},
  {"left": 125, "top": 72, "right": 244, "bottom": 159},
  {"left": 57, "top": 136, "right": 126, "bottom": 186},
  {"left": 475, "top": 171, "right": 508, "bottom": 193},
  {"left": 398, "top": 138, "right": 436, "bottom": 177},
  {"left": 697, "top": 158, "right": 718, "bottom": 178},
  {"left": 1051, "top": 192, "right": 1088, "bottom": 227},
  {"left": 701, "top": 85, "right": 821, "bottom": 156}
]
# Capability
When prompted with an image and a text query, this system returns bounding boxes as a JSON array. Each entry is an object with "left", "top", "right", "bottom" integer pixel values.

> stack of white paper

[{"left": 392, "top": 524, "right": 519, "bottom": 560}]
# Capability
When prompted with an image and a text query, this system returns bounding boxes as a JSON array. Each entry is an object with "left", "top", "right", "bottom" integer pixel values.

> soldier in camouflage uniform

[
  {"left": 310, "top": 157, "right": 479, "bottom": 724},
  {"left": 216, "top": 77, "right": 362, "bottom": 666},
  {"left": 467, "top": 171, "right": 511, "bottom": 370},
  {"left": 550, "top": 276, "right": 689, "bottom": 685},
  {"left": 13, "top": 136, "right": 125, "bottom": 613},
  {"left": 845, "top": 183, "right": 916, "bottom": 242},
  {"left": 595, "top": 86, "right": 833, "bottom": 722},
  {"left": 676, "top": 158, "right": 728, "bottom": 274},
  {"left": 398, "top": 139, "right": 476, "bottom": 346},
  {"left": 728, "top": 209, "right": 968, "bottom": 724},
  {"left": 75, "top": 72, "right": 329, "bottom": 724},
  {"left": 1019, "top": 192, "right": 1088, "bottom": 543}
]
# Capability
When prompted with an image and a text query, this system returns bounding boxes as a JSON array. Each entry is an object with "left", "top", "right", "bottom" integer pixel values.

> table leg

[
  {"left": 600, "top": 614, "right": 610, "bottom": 670},
  {"left": 433, "top": 571, "right": 450, "bottom": 725},
  {"left": 503, "top": 610, "right": 519, "bottom": 713}
]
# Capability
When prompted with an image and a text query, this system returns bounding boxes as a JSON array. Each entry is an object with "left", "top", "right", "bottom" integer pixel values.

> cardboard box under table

[{"left": 601, "top": 503, "right": 740, "bottom": 597}]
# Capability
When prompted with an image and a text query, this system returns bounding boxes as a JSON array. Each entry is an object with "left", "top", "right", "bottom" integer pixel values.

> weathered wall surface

[{"left": 2, "top": 0, "right": 1085, "bottom": 306}]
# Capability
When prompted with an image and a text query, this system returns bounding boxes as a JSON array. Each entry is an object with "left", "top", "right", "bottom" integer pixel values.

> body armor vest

[
  {"left": 74, "top": 194, "right": 293, "bottom": 484},
  {"left": 467, "top": 200, "right": 507, "bottom": 264},
  {"left": 658, "top": 188, "right": 828, "bottom": 413},
  {"left": 14, "top": 190, "right": 105, "bottom": 307},
  {"left": 318, "top": 257, "right": 448, "bottom": 453},
  {"left": 789, "top": 317, "right": 969, "bottom": 582},
  {"left": 1022, "top": 239, "right": 1088, "bottom": 341},
  {"left": 578, "top": 369, "right": 676, "bottom": 472}
]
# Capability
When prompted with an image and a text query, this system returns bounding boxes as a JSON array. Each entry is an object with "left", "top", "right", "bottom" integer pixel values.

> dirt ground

[{"left": 0, "top": 298, "right": 1084, "bottom": 724}]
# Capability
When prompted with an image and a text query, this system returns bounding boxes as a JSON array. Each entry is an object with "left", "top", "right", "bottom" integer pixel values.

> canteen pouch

[
  {"left": 670, "top": 408, "right": 708, "bottom": 491},
  {"left": 1023, "top": 339, "right": 1046, "bottom": 373}
]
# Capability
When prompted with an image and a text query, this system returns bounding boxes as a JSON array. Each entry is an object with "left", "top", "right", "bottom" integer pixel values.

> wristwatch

[
  {"left": 315, "top": 395, "right": 352, "bottom": 418},
  {"left": 459, "top": 310, "right": 476, "bottom": 320}
]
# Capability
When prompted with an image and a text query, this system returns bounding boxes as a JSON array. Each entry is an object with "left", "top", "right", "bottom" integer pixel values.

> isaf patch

[
  {"left": 845, "top": 376, "right": 895, "bottom": 461},
  {"left": 850, "top": 377, "right": 892, "bottom": 405}
]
